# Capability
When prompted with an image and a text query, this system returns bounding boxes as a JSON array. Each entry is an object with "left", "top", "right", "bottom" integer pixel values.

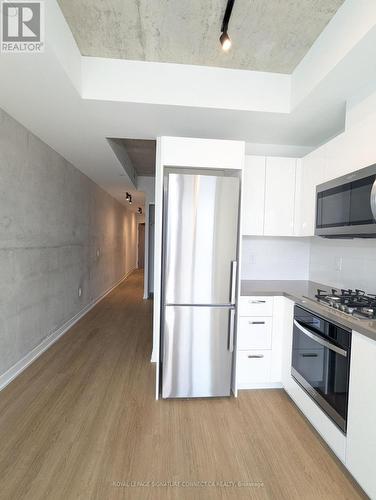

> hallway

[{"left": 0, "top": 271, "right": 364, "bottom": 499}]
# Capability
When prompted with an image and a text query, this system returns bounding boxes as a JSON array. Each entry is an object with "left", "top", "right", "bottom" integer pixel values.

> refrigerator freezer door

[
  {"left": 163, "top": 172, "right": 239, "bottom": 305},
  {"left": 162, "top": 306, "right": 234, "bottom": 398}
]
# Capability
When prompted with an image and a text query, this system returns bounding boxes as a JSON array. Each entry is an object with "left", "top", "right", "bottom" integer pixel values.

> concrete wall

[{"left": 0, "top": 108, "right": 137, "bottom": 378}]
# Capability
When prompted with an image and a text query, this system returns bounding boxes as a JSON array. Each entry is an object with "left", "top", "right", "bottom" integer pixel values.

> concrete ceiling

[
  {"left": 122, "top": 139, "right": 156, "bottom": 176},
  {"left": 57, "top": 0, "right": 344, "bottom": 74}
]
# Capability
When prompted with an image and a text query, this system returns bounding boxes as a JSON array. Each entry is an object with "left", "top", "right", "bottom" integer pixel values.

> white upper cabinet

[
  {"left": 346, "top": 332, "right": 376, "bottom": 500},
  {"left": 294, "top": 150, "right": 326, "bottom": 236},
  {"left": 242, "top": 156, "right": 266, "bottom": 235},
  {"left": 264, "top": 157, "right": 297, "bottom": 236}
]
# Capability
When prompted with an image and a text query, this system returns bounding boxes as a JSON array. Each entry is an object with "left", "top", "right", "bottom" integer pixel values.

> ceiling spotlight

[
  {"left": 125, "top": 192, "right": 131, "bottom": 200},
  {"left": 137, "top": 207, "right": 142, "bottom": 215},
  {"left": 220, "top": 31, "right": 231, "bottom": 51},
  {"left": 128, "top": 195, "right": 132, "bottom": 204},
  {"left": 220, "top": 0, "right": 235, "bottom": 52}
]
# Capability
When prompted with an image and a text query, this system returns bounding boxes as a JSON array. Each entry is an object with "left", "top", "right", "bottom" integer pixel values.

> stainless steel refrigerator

[{"left": 161, "top": 169, "right": 240, "bottom": 398}]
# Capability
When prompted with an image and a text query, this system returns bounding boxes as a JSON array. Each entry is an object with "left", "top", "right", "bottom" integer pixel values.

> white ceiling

[{"left": 57, "top": 0, "right": 344, "bottom": 73}]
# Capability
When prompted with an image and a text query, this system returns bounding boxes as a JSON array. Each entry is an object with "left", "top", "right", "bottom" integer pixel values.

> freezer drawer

[
  {"left": 237, "top": 317, "right": 272, "bottom": 350},
  {"left": 162, "top": 306, "right": 234, "bottom": 398}
]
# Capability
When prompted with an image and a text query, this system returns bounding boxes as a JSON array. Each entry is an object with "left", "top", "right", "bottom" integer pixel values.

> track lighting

[
  {"left": 137, "top": 207, "right": 142, "bottom": 215},
  {"left": 220, "top": 0, "right": 235, "bottom": 52},
  {"left": 125, "top": 192, "right": 132, "bottom": 204}
]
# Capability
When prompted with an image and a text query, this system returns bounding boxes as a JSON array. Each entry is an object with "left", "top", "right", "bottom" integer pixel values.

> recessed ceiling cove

[{"left": 57, "top": 0, "right": 344, "bottom": 74}]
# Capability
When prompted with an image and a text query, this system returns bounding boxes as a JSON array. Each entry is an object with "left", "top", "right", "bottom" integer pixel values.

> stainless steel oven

[
  {"left": 291, "top": 305, "right": 351, "bottom": 433},
  {"left": 316, "top": 163, "right": 376, "bottom": 238}
]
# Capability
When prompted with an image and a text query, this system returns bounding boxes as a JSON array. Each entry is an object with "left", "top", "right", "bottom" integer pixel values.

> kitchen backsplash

[
  {"left": 241, "top": 237, "right": 311, "bottom": 280},
  {"left": 309, "top": 237, "right": 376, "bottom": 292}
]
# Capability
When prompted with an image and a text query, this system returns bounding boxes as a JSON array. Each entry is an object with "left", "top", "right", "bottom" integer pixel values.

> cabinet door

[
  {"left": 241, "top": 156, "right": 266, "bottom": 235},
  {"left": 295, "top": 152, "right": 326, "bottom": 236},
  {"left": 264, "top": 157, "right": 296, "bottom": 236},
  {"left": 346, "top": 331, "right": 376, "bottom": 499}
]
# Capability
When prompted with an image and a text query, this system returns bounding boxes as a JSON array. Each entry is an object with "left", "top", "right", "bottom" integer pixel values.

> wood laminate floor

[{"left": 0, "top": 270, "right": 366, "bottom": 499}]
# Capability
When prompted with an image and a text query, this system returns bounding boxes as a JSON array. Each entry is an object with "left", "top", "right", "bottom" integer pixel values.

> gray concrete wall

[{"left": 0, "top": 108, "right": 137, "bottom": 377}]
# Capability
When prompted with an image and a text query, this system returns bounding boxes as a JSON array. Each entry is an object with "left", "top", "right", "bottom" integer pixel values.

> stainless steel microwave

[{"left": 315, "top": 163, "right": 376, "bottom": 238}]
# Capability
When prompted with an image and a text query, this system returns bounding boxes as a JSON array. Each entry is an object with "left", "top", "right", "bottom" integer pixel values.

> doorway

[{"left": 138, "top": 223, "right": 145, "bottom": 269}]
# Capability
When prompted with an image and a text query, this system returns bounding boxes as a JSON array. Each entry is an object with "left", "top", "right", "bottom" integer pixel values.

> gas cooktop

[{"left": 314, "top": 288, "right": 376, "bottom": 319}]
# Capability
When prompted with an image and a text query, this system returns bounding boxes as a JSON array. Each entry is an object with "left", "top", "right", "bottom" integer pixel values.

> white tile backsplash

[
  {"left": 242, "top": 236, "right": 376, "bottom": 290},
  {"left": 309, "top": 237, "right": 376, "bottom": 292},
  {"left": 241, "top": 237, "right": 311, "bottom": 280}
]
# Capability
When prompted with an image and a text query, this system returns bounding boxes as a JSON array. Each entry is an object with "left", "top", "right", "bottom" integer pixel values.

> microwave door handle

[
  {"left": 293, "top": 319, "right": 347, "bottom": 357},
  {"left": 370, "top": 178, "right": 376, "bottom": 221}
]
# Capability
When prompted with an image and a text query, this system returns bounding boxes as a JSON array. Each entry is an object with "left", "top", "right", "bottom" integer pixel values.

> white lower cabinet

[
  {"left": 346, "top": 331, "right": 376, "bottom": 499},
  {"left": 237, "top": 351, "right": 272, "bottom": 387},
  {"left": 237, "top": 317, "right": 272, "bottom": 350},
  {"left": 238, "top": 296, "right": 274, "bottom": 316},
  {"left": 236, "top": 296, "right": 282, "bottom": 389}
]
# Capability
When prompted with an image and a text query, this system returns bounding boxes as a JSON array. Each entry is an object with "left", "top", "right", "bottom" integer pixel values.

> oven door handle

[{"left": 293, "top": 319, "right": 347, "bottom": 357}]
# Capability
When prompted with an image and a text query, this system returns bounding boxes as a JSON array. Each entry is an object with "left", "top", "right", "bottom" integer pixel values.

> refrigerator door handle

[
  {"left": 228, "top": 308, "right": 235, "bottom": 352},
  {"left": 230, "top": 261, "right": 237, "bottom": 305}
]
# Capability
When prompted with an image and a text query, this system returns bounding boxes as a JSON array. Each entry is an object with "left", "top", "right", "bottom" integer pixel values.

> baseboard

[
  {"left": 0, "top": 268, "right": 136, "bottom": 392},
  {"left": 237, "top": 382, "right": 283, "bottom": 390}
]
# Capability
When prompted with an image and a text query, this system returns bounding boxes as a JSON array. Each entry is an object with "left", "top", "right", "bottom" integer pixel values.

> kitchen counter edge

[{"left": 240, "top": 280, "right": 376, "bottom": 342}]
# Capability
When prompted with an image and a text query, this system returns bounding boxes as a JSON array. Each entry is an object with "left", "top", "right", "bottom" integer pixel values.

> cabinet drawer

[
  {"left": 237, "top": 350, "right": 272, "bottom": 385},
  {"left": 238, "top": 317, "right": 272, "bottom": 350},
  {"left": 239, "top": 296, "right": 273, "bottom": 316}
]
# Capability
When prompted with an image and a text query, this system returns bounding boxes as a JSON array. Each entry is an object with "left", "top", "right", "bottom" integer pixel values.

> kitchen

[
  {"left": 153, "top": 131, "right": 376, "bottom": 498},
  {"left": 1, "top": 1, "right": 376, "bottom": 499}
]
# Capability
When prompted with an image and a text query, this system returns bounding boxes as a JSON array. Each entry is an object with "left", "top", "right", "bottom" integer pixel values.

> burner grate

[{"left": 315, "top": 288, "right": 376, "bottom": 319}]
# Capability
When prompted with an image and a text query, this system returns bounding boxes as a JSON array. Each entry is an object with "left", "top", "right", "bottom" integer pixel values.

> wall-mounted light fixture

[
  {"left": 125, "top": 192, "right": 132, "bottom": 204},
  {"left": 220, "top": 0, "right": 235, "bottom": 51},
  {"left": 137, "top": 207, "right": 142, "bottom": 215}
]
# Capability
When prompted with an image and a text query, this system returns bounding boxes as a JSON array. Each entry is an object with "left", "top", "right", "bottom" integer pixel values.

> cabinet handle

[
  {"left": 248, "top": 355, "right": 264, "bottom": 359},
  {"left": 249, "top": 300, "right": 266, "bottom": 304},
  {"left": 248, "top": 321, "right": 265, "bottom": 325},
  {"left": 301, "top": 353, "right": 318, "bottom": 358}
]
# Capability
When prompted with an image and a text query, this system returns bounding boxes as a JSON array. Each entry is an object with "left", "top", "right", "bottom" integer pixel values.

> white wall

[
  {"left": 137, "top": 176, "right": 155, "bottom": 299},
  {"left": 241, "top": 237, "right": 311, "bottom": 280},
  {"left": 309, "top": 237, "right": 376, "bottom": 292},
  {"left": 245, "top": 143, "right": 313, "bottom": 158},
  {"left": 302, "top": 81, "right": 376, "bottom": 291}
]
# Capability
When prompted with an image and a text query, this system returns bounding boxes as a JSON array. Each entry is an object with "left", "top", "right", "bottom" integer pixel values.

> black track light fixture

[
  {"left": 137, "top": 207, "right": 142, "bottom": 215},
  {"left": 125, "top": 192, "right": 132, "bottom": 204},
  {"left": 220, "top": 0, "right": 235, "bottom": 52}
]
